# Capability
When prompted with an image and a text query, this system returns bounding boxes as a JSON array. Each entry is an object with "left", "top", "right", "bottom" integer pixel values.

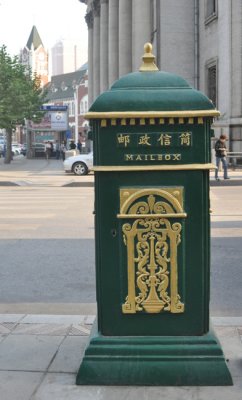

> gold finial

[{"left": 139, "top": 43, "right": 159, "bottom": 72}]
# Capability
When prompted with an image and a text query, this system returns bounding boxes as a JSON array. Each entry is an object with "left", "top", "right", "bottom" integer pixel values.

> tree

[{"left": 0, "top": 45, "right": 48, "bottom": 163}]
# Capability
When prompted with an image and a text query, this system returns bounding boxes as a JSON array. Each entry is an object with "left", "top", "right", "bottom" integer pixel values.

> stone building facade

[{"left": 79, "top": 0, "right": 242, "bottom": 151}]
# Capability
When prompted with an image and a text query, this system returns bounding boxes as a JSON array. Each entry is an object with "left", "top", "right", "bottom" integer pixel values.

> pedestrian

[
  {"left": 45, "top": 141, "right": 52, "bottom": 160},
  {"left": 77, "top": 141, "right": 82, "bottom": 153},
  {"left": 60, "top": 141, "right": 66, "bottom": 161},
  {"left": 214, "top": 134, "right": 230, "bottom": 181},
  {"left": 55, "top": 140, "right": 60, "bottom": 160},
  {"left": 69, "top": 140, "right": 76, "bottom": 150}
]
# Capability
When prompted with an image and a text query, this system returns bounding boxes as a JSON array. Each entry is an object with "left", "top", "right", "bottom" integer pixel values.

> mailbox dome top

[
  {"left": 88, "top": 71, "right": 216, "bottom": 114},
  {"left": 111, "top": 70, "right": 190, "bottom": 91},
  {"left": 87, "top": 43, "right": 219, "bottom": 118}
]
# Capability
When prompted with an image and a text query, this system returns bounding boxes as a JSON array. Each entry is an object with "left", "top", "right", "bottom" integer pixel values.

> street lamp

[{"left": 74, "top": 85, "right": 79, "bottom": 146}]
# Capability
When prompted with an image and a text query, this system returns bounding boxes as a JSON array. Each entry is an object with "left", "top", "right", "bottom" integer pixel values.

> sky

[{"left": 0, "top": 0, "right": 88, "bottom": 65}]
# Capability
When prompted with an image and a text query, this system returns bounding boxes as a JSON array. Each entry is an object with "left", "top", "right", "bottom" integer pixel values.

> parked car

[
  {"left": 0, "top": 142, "right": 4, "bottom": 157},
  {"left": 63, "top": 152, "right": 93, "bottom": 176},
  {"left": 21, "top": 143, "right": 27, "bottom": 156},
  {"left": 12, "top": 143, "right": 22, "bottom": 155},
  {"left": 0, "top": 138, "right": 5, "bottom": 154},
  {"left": 32, "top": 143, "right": 46, "bottom": 157}
]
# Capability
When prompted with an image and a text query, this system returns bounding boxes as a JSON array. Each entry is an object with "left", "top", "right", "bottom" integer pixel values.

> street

[
  {"left": 0, "top": 158, "right": 242, "bottom": 317},
  {"left": 210, "top": 185, "right": 242, "bottom": 316},
  {"left": 0, "top": 186, "right": 95, "bottom": 307},
  {"left": 0, "top": 158, "right": 96, "bottom": 314}
]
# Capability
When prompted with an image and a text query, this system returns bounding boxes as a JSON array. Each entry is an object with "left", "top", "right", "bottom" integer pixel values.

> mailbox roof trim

[
  {"left": 92, "top": 163, "right": 216, "bottom": 171},
  {"left": 85, "top": 109, "right": 220, "bottom": 120}
]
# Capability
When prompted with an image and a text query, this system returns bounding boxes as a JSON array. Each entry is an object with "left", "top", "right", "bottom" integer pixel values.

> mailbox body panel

[{"left": 94, "top": 170, "right": 210, "bottom": 336}]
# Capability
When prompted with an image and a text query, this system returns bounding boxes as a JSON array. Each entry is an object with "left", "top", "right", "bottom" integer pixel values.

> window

[
  {"left": 207, "top": 63, "right": 217, "bottom": 107},
  {"left": 69, "top": 101, "right": 75, "bottom": 116},
  {"left": 205, "top": 0, "right": 218, "bottom": 24}
]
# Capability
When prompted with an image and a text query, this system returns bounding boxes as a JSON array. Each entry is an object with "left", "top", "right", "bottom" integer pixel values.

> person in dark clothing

[
  {"left": 77, "top": 141, "right": 82, "bottom": 153},
  {"left": 69, "top": 141, "right": 76, "bottom": 150},
  {"left": 60, "top": 142, "right": 66, "bottom": 160},
  {"left": 214, "top": 134, "right": 230, "bottom": 181},
  {"left": 55, "top": 141, "right": 60, "bottom": 160}
]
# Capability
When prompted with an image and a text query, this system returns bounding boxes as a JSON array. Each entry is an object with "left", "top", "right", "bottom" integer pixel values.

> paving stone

[
  {"left": 212, "top": 317, "right": 242, "bottom": 326},
  {"left": 0, "top": 334, "right": 6, "bottom": 343},
  {"left": 0, "top": 314, "right": 25, "bottom": 323},
  {"left": 12, "top": 323, "right": 70, "bottom": 336},
  {"left": 0, "top": 371, "right": 44, "bottom": 400},
  {"left": 197, "top": 376, "right": 242, "bottom": 400},
  {"left": 48, "top": 336, "right": 88, "bottom": 373},
  {"left": 213, "top": 326, "right": 242, "bottom": 378},
  {"left": 32, "top": 373, "right": 198, "bottom": 400},
  {"left": 69, "top": 324, "right": 91, "bottom": 336},
  {"left": 21, "top": 314, "right": 87, "bottom": 325},
  {"left": 0, "top": 334, "right": 63, "bottom": 371},
  {"left": 84, "top": 315, "right": 96, "bottom": 324},
  {"left": 0, "top": 324, "right": 12, "bottom": 334}
]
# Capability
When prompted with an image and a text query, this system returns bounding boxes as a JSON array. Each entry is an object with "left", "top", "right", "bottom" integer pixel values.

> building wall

[
  {"left": 46, "top": 71, "right": 89, "bottom": 148},
  {"left": 158, "top": 0, "right": 196, "bottom": 87},
  {"left": 20, "top": 44, "right": 48, "bottom": 87},
  {"left": 84, "top": 0, "right": 197, "bottom": 105},
  {"left": 82, "top": 0, "right": 242, "bottom": 150},
  {"left": 199, "top": 0, "right": 242, "bottom": 151}
]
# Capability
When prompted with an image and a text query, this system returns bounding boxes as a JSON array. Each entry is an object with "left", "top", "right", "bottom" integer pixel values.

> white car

[
  {"left": 12, "top": 143, "right": 23, "bottom": 155},
  {"left": 64, "top": 152, "right": 93, "bottom": 176}
]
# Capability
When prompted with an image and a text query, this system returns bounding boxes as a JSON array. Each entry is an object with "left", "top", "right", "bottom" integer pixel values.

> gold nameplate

[{"left": 119, "top": 188, "right": 185, "bottom": 314}]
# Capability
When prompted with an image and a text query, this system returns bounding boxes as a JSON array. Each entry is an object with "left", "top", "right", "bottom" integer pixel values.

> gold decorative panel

[{"left": 118, "top": 188, "right": 185, "bottom": 314}]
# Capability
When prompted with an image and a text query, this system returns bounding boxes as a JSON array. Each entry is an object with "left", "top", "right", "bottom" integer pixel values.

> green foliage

[{"left": 0, "top": 45, "right": 48, "bottom": 130}]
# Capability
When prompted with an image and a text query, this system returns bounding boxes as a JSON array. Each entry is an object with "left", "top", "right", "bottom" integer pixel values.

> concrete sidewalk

[
  {"left": 0, "top": 155, "right": 94, "bottom": 187},
  {"left": 1, "top": 155, "right": 242, "bottom": 187},
  {"left": 0, "top": 314, "right": 241, "bottom": 399}
]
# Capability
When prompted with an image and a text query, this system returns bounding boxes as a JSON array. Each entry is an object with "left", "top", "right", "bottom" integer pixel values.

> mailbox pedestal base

[{"left": 76, "top": 322, "right": 232, "bottom": 386}]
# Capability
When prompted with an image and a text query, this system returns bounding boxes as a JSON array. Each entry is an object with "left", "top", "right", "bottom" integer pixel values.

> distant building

[
  {"left": 51, "top": 40, "right": 83, "bottom": 76},
  {"left": 20, "top": 25, "right": 49, "bottom": 87},
  {"left": 45, "top": 65, "right": 89, "bottom": 149}
]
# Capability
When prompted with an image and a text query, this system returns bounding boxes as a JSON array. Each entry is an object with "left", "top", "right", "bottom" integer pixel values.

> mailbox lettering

[
  {"left": 138, "top": 134, "right": 152, "bottom": 146},
  {"left": 124, "top": 153, "right": 182, "bottom": 162},
  {"left": 157, "top": 133, "right": 172, "bottom": 146},
  {"left": 117, "top": 132, "right": 192, "bottom": 148},
  {"left": 117, "top": 133, "right": 130, "bottom": 147}
]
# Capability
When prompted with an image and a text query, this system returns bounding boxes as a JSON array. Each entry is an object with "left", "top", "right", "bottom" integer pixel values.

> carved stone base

[{"left": 76, "top": 320, "right": 233, "bottom": 386}]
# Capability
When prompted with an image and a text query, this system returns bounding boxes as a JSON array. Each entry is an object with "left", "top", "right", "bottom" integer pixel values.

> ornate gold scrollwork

[{"left": 119, "top": 188, "right": 185, "bottom": 314}]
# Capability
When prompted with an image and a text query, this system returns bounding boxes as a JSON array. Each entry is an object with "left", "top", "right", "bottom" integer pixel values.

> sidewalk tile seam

[
  {"left": 2, "top": 323, "right": 91, "bottom": 336},
  {"left": 46, "top": 335, "right": 70, "bottom": 375}
]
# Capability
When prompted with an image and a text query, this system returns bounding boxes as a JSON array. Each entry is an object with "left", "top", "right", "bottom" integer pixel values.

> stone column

[
  {"left": 100, "top": 0, "right": 109, "bottom": 93},
  {"left": 119, "top": 0, "right": 132, "bottom": 76},
  {"left": 85, "top": 10, "right": 94, "bottom": 106},
  {"left": 108, "top": 0, "right": 119, "bottom": 87},
  {"left": 132, "top": 0, "right": 151, "bottom": 71},
  {"left": 93, "top": 1, "right": 101, "bottom": 100}
]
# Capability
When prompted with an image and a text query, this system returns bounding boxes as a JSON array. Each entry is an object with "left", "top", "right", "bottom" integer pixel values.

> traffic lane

[
  {"left": 211, "top": 236, "right": 242, "bottom": 316},
  {"left": 0, "top": 238, "right": 96, "bottom": 303},
  {"left": 210, "top": 185, "right": 242, "bottom": 316}
]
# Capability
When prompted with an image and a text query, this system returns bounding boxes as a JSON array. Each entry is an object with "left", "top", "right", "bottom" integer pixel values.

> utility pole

[{"left": 74, "top": 86, "right": 79, "bottom": 145}]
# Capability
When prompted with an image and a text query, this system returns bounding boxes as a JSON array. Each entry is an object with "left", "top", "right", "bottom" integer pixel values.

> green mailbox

[{"left": 76, "top": 44, "right": 232, "bottom": 386}]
